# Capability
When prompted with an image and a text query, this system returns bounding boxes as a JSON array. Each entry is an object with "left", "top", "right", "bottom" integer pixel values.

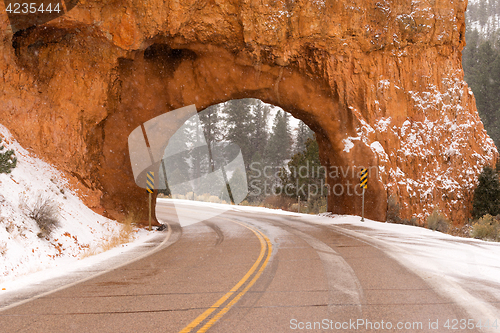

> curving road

[{"left": 0, "top": 201, "right": 479, "bottom": 332}]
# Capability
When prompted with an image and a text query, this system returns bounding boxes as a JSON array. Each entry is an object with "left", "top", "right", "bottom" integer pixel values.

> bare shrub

[
  {"left": 308, "top": 196, "right": 327, "bottom": 214},
  {"left": 386, "top": 195, "right": 419, "bottom": 225},
  {"left": 21, "top": 192, "right": 60, "bottom": 238},
  {"left": 4, "top": 219, "right": 15, "bottom": 233},
  {"left": 386, "top": 194, "right": 401, "bottom": 223},
  {"left": 401, "top": 217, "right": 419, "bottom": 226},
  {"left": 470, "top": 214, "right": 500, "bottom": 241},
  {"left": 427, "top": 209, "right": 449, "bottom": 233}
]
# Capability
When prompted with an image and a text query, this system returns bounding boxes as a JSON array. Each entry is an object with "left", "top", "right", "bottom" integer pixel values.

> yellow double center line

[{"left": 179, "top": 220, "right": 272, "bottom": 333}]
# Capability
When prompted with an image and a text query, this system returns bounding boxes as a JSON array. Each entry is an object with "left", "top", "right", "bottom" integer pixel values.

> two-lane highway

[{"left": 0, "top": 200, "right": 478, "bottom": 332}]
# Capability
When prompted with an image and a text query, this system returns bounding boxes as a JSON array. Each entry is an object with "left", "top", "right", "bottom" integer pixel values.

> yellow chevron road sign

[
  {"left": 360, "top": 168, "right": 368, "bottom": 189},
  {"left": 360, "top": 168, "right": 367, "bottom": 222},
  {"left": 146, "top": 171, "right": 154, "bottom": 194},
  {"left": 146, "top": 171, "right": 155, "bottom": 231}
]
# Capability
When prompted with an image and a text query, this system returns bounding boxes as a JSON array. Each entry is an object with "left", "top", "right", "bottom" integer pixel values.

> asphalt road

[{"left": 0, "top": 201, "right": 479, "bottom": 332}]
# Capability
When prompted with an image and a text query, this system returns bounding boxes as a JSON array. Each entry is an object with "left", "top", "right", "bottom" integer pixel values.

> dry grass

[
  {"left": 80, "top": 213, "right": 137, "bottom": 259},
  {"left": 0, "top": 241, "right": 7, "bottom": 256},
  {"left": 290, "top": 202, "right": 307, "bottom": 213},
  {"left": 261, "top": 195, "right": 296, "bottom": 210}
]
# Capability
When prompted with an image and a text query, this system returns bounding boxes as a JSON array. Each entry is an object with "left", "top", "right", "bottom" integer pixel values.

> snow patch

[
  {"left": 375, "top": 117, "right": 391, "bottom": 132},
  {"left": 342, "top": 137, "right": 359, "bottom": 153},
  {"left": 370, "top": 141, "right": 389, "bottom": 162}
]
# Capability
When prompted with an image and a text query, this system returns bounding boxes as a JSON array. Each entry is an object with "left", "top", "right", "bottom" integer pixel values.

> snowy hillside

[{"left": 0, "top": 124, "right": 143, "bottom": 284}]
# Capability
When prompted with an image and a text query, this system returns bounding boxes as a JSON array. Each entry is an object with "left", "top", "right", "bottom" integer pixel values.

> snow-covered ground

[
  {"left": 308, "top": 214, "right": 500, "bottom": 329},
  {"left": 0, "top": 124, "right": 153, "bottom": 288}
]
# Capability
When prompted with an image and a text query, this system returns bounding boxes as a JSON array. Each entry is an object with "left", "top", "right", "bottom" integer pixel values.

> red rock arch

[
  {"left": 99, "top": 43, "right": 386, "bottom": 223},
  {"left": 1, "top": 0, "right": 496, "bottom": 225}
]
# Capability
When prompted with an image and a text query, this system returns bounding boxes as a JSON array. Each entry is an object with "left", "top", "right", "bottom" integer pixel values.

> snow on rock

[
  {"left": 344, "top": 71, "right": 497, "bottom": 223},
  {"left": 342, "top": 137, "right": 358, "bottom": 153},
  {"left": 374, "top": 117, "right": 391, "bottom": 132},
  {"left": 0, "top": 124, "right": 140, "bottom": 284},
  {"left": 370, "top": 141, "right": 389, "bottom": 163},
  {"left": 390, "top": 74, "right": 496, "bottom": 221}
]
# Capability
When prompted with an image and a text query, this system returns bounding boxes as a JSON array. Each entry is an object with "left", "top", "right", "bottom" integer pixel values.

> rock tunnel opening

[
  {"left": 153, "top": 98, "right": 330, "bottom": 215},
  {"left": 98, "top": 42, "right": 387, "bottom": 224}
]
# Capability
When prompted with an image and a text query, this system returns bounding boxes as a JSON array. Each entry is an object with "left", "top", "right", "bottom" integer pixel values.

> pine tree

[
  {"left": 247, "top": 151, "right": 269, "bottom": 202},
  {"left": 475, "top": 41, "right": 497, "bottom": 120},
  {"left": 227, "top": 167, "right": 248, "bottom": 203},
  {"left": 294, "top": 121, "right": 314, "bottom": 154},
  {"left": 472, "top": 165, "right": 500, "bottom": 219},
  {"left": 250, "top": 100, "right": 270, "bottom": 159},
  {"left": 463, "top": 29, "right": 479, "bottom": 77},
  {"left": 161, "top": 114, "right": 200, "bottom": 196},
  {"left": 199, "top": 104, "right": 224, "bottom": 172},
  {"left": 223, "top": 99, "right": 256, "bottom": 171},
  {"left": 463, "top": 25, "right": 500, "bottom": 148},
  {"left": 278, "top": 137, "right": 326, "bottom": 200},
  {"left": 264, "top": 110, "right": 292, "bottom": 169},
  {"left": 168, "top": 168, "right": 194, "bottom": 197},
  {"left": 0, "top": 138, "right": 17, "bottom": 174},
  {"left": 479, "top": 0, "right": 488, "bottom": 26}
]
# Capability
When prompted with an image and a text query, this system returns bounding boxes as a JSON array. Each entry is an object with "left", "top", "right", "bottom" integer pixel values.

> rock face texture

[{"left": 0, "top": 0, "right": 496, "bottom": 224}]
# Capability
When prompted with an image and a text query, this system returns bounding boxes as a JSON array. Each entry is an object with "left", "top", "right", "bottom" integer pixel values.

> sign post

[
  {"left": 146, "top": 171, "right": 154, "bottom": 231},
  {"left": 360, "top": 168, "right": 368, "bottom": 222}
]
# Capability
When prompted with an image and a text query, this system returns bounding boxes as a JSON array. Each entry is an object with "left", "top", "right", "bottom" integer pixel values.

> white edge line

[{"left": 0, "top": 223, "right": 172, "bottom": 313}]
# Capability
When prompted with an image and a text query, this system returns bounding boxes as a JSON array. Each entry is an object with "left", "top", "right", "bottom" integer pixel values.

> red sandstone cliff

[{"left": 0, "top": 0, "right": 496, "bottom": 224}]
